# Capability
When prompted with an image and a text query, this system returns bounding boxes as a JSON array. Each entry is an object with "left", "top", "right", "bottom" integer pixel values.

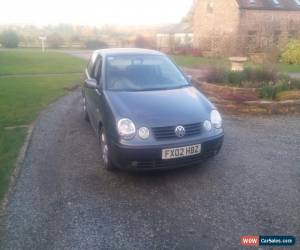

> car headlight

[
  {"left": 117, "top": 118, "right": 136, "bottom": 139},
  {"left": 138, "top": 127, "right": 150, "bottom": 140},
  {"left": 210, "top": 110, "right": 222, "bottom": 129}
]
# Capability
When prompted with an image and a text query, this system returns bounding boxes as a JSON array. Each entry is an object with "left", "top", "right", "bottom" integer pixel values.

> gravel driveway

[
  {"left": 1, "top": 50, "right": 299, "bottom": 249},
  {"left": 0, "top": 89, "right": 299, "bottom": 250}
]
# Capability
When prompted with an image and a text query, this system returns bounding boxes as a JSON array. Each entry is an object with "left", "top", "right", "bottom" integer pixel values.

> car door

[
  {"left": 86, "top": 55, "right": 104, "bottom": 133},
  {"left": 84, "top": 53, "right": 97, "bottom": 130}
]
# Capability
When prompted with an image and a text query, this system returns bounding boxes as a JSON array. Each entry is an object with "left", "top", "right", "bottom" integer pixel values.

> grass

[
  {"left": 278, "top": 62, "right": 300, "bottom": 73},
  {"left": 0, "top": 49, "right": 85, "bottom": 75},
  {"left": 172, "top": 55, "right": 230, "bottom": 68},
  {"left": 0, "top": 49, "right": 85, "bottom": 202},
  {"left": 172, "top": 54, "right": 300, "bottom": 74},
  {"left": 0, "top": 128, "right": 27, "bottom": 201},
  {"left": 0, "top": 75, "right": 82, "bottom": 127}
]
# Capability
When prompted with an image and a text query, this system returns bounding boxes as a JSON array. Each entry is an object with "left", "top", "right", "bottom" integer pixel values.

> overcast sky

[{"left": 0, "top": 0, "right": 194, "bottom": 26}]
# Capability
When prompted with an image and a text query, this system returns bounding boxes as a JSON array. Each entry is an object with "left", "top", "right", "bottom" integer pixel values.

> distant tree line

[
  {"left": 0, "top": 30, "right": 19, "bottom": 48},
  {"left": 0, "top": 29, "right": 110, "bottom": 49}
]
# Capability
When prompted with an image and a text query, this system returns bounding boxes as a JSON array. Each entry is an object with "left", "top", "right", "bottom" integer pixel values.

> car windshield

[{"left": 105, "top": 54, "right": 189, "bottom": 91}]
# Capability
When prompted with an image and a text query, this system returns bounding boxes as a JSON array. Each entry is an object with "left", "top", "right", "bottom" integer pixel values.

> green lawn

[
  {"left": 0, "top": 49, "right": 85, "bottom": 202},
  {"left": 172, "top": 55, "right": 300, "bottom": 73},
  {"left": 278, "top": 62, "right": 300, "bottom": 73},
  {"left": 0, "top": 128, "right": 27, "bottom": 203},
  {"left": 0, "top": 49, "right": 85, "bottom": 75},
  {"left": 172, "top": 55, "right": 230, "bottom": 68},
  {"left": 0, "top": 75, "right": 81, "bottom": 127}
]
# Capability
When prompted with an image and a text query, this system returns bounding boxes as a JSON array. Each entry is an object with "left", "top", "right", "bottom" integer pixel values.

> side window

[
  {"left": 87, "top": 58, "right": 94, "bottom": 76},
  {"left": 87, "top": 53, "right": 98, "bottom": 77},
  {"left": 93, "top": 56, "right": 102, "bottom": 83}
]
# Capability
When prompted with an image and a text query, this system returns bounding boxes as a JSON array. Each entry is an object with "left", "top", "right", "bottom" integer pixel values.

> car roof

[{"left": 94, "top": 48, "right": 165, "bottom": 57}]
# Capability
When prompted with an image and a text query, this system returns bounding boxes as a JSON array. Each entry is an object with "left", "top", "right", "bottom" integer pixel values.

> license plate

[{"left": 162, "top": 144, "right": 201, "bottom": 160}]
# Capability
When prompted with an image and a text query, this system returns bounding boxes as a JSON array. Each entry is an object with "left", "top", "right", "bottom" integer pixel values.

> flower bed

[
  {"left": 195, "top": 81, "right": 300, "bottom": 115},
  {"left": 203, "top": 67, "right": 300, "bottom": 100}
]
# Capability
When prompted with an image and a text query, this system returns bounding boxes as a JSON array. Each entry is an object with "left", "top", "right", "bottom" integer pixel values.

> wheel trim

[
  {"left": 101, "top": 134, "right": 108, "bottom": 165},
  {"left": 83, "top": 97, "right": 87, "bottom": 112}
]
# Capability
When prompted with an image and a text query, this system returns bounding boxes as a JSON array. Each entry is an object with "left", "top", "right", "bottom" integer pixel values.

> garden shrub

[
  {"left": 243, "top": 67, "right": 278, "bottom": 83},
  {"left": 226, "top": 71, "right": 244, "bottom": 86},
  {"left": 260, "top": 85, "right": 276, "bottom": 100},
  {"left": 206, "top": 67, "right": 278, "bottom": 87},
  {"left": 290, "top": 79, "right": 300, "bottom": 89},
  {"left": 281, "top": 40, "right": 300, "bottom": 64},
  {"left": 259, "top": 82, "right": 290, "bottom": 100},
  {"left": 206, "top": 67, "right": 227, "bottom": 84},
  {"left": 205, "top": 66, "right": 300, "bottom": 100}
]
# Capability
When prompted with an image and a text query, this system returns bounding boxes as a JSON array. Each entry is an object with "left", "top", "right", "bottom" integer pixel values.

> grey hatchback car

[{"left": 82, "top": 48, "right": 224, "bottom": 171}]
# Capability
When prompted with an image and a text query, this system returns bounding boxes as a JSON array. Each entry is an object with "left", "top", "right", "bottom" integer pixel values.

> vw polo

[{"left": 82, "top": 48, "right": 224, "bottom": 170}]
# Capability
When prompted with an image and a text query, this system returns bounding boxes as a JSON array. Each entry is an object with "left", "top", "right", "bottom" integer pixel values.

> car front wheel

[
  {"left": 100, "top": 129, "right": 115, "bottom": 171},
  {"left": 83, "top": 96, "right": 89, "bottom": 122}
]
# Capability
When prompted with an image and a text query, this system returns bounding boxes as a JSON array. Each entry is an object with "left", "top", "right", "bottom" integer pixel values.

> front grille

[{"left": 152, "top": 123, "right": 202, "bottom": 140}]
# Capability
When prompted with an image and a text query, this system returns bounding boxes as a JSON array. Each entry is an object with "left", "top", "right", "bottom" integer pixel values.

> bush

[
  {"left": 259, "top": 85, "right": 276, "bottom": 99},
  {"left": 281, "top": 40, "right": 300, "bottom": 64},
  {"left": 226, "top": 71, "right": 244, "bottom": 86},
  {"left": 290, "top": 79, "right": 300, "bottom": 89},
  {"left": 85, "top": 40, "right": 108, "bottom": 50},
  {"left": 243, "top": 67, "right": 278, "bottom": 83},
  {"left": 0, "top": 30, "right": 19, "bottom": 48},
  {"left": 259, "top": 82, "right": 290, "bottom": 100},
  {"left": 47, "top": 33, "right": 64, "bottom": 48},
  {"left": 206, "top": 67, "right": 227, "bottom": 84},
  {"left": 205, "top": 66, "right": 300, "bottom": 100},
  {"left": 206, "top": 67, "right": 278, "bottom": 87}
]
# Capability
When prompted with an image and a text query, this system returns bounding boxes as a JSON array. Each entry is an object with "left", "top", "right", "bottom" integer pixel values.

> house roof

[
  {"left": 158, "top": 23, "right": 193, "bottom": 34},
  {"left": 236, "top": 0, "right": 300, "bottom": 11}
]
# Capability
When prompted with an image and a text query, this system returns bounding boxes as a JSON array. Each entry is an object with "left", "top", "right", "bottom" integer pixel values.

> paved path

[{"left": 1, "top": 89, "right": 299, "bottom": 250}]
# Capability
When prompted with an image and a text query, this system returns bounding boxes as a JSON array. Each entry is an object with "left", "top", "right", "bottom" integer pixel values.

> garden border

[{"left": 195, "top": 80, "right": 300, "bottom": 115}]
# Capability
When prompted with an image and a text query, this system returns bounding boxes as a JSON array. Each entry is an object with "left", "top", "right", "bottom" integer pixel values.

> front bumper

[{"left": 109, "top": 134, "right": 224, "bottom": 171}]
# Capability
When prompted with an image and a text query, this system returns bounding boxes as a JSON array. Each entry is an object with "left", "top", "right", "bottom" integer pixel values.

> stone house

[{"left": 193, "top": 0, "right": 300, "bottom": 56}]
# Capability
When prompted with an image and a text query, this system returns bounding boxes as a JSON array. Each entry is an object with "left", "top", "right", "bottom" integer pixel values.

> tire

[
  {"left": 83, "top": 96, "right": 89, "bottom": 122},
  {"left": 99, "top": 129, "right": 115, "bottom": 171}
]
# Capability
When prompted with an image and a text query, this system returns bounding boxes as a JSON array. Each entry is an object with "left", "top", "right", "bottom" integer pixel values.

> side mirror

[
  {"left": 85, "top": 78, "right": 97, "bottom": 88},
  {"left": 186, "top": 74, "right": 193, "bottom": 83}
]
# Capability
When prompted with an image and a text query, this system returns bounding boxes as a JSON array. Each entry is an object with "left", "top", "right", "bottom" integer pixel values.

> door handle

[{"left": 95, "top": 89, "right": 102, "bottom": 96}]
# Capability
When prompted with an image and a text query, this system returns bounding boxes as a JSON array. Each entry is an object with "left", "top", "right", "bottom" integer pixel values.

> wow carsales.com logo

[{"left": 240, "top": 236, "right": 296, "bottom": 247}]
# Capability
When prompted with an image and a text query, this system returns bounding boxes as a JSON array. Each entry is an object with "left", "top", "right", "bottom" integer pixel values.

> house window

[
  {"left": 273, "top": 30, "right": 281, "bottom": 45},
  {"left": 248, "top": 31, "right": 257, "bottom": 41},
  {"left": 207, "top": 1, "right": 214, "bottom": 13}
]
